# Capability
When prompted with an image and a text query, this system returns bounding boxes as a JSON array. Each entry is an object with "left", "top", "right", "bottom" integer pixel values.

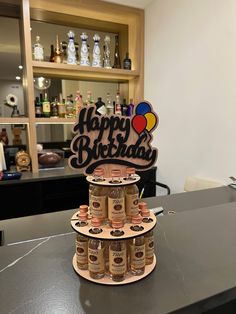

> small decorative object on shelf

[
  {"left": 103, "top": 35, "right": 112, "bottom": 69},
  {"left": 33, "top": 35, "right": 44, "bottom": 61},
  {"left": 0, "top": 128, "right": 8, "bottom": 146},
  {"left": 67, "top": 30, "right": 77, "bottom": 65},
  {"left": 54, "top": 35, "right": 62, "bottom": 63},
  {"left": 4, "top": 94, "right": 20, "bottom": 117},
  {"left": 123, "top": 52, "right": 132, "bottom": 70},
  {"left": 69, "top": 100, "right": 159, "bottom": 285},
  {"left": 113, "top": 34, "right": 121, "bottom": 69},
  {"left": 15, "top": 149, "right": 31, "bottom": 172},
  {"left": 92, "top": 34, "right": 102, "bottom": 67},
  {"left": 80, "top": 32, "right": 90, "bottom": 66}
]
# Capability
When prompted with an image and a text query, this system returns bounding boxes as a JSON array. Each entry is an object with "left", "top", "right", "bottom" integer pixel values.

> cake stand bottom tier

[{"left": 72, "top": 253, "right": 156, "bottom": 285}]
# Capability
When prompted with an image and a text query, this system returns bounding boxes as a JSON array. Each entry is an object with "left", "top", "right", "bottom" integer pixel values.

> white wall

[{"left": 145, "top": 0, "right": 236, "bottom": 193}]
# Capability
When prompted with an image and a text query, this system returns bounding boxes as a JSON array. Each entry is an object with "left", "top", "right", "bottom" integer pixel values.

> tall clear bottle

[
  {"left": 33, "top": 35, "right": 44, "bottom": 61},
  {"left": 108, "top": 169, "right": 125, "bottom": 225},
  {"left": 88, "top": 235, "right": 105, "bottom": 279},
  {"left": 113, "top": 34, "right": 121, "bottom": 69},
  {"left": 76, "top": 233, "right": 88, "bottom": 270},
  {"left": 90, "top": 168, "right": 108, "bottom": 224},
  {"left": 130, "top": 235, "right": 145, "bottom": 275},
  {"left": 125, "top": 167, "right": 139, "bottom": 222},
  {"left": 109, "top": 239, "right": 127, "bottom": 282},
  {"left": 105, "top": 92, "right": 114, "bottom": 115},
  {"left": 114, "top": 90, "right": 121, "bottom": 115}
]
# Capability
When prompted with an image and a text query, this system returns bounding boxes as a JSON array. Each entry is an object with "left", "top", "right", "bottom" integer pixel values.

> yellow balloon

[{"left": 144, "top": 112, "right": 157, "bottom": 132}]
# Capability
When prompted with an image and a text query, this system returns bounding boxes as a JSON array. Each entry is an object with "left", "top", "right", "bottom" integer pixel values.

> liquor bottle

[
  {"left": 144, "top": 230, "right": 154, "bottom": 265},
  {"left": 108, "top": 169, "right": 125, "bottom": 225},
  {"left": 49, "top": 44, "right": 54, "bottom": 62},
  {"left": 89, "top": 167, "right": 105, "bottom": 216},
  {"left": 42, "top": 93, "right": 50, "bottom": 117},
  {"left": 54, "top": 35, "right": 62, "bottom": 63},
  {"left": 127, "top": 98, "right": 135, "bottom": 117},
  {"left": 74, "top": 90, "right": 83, "bottom": 116},
  {"left": 50, "top": 96, "right": 59, "bottom": 117},
  {"left": 33, "top": 35, "right": 44, "bottom": 61},
  {"left": 123, "top": 52, "right": 132, "bottom": 70},
  {"left": 90, "top": 168, "right": 108, "bottom": 223},
  {"left": 114, "top": 90, "right": 121, "bottom": 115},
  {"left": 76, "top": 233, "right": 88, "bottom": 270},
  {"left": 57, "top": 93, "right": 66, "bottom": 118},
  {"left": 130, "top": 235, "right": 145, "bottom": 275},
  {"left": 103, "top": 35, "right": 112, "bottom": 69},
  {"left": 85, "top": 90, "right": 94, "bottom": 106},
  {"left": 109, "top": 239, "right": 127, "bottom": 282},
  {"left": 105, "top": 92, "right": 114, "bottom": 115},
  {"left": 92, "top": 34, "right": 102, "bottom": 67},
  {"left": 125, "top": 167, "right": 139, "bottom": 221},
  {"left": 113, "top": 35, "right": 121, "bottom": 69},
  {"left": 67, "top": 30, "right": 77, "bottom": 65},
  {"left": 95, "top": 97, "right": 106, "bottom": 115},
  {"left": 61, "top": 41, "right": 67, "bottom": 64},
  {"left": 80, "top": 32, "right": 90, "bottom": 66},
  {"left": 65, "top": 95, "right": 74, "bottom": 118},
  {"left": 35, "top": 96, "right": 42, "bottom": 117},
  {"left": 121, "top": 98, "right": 128, "bottom": 116},
  {"left": 88, "top": 237, "right": 105, "bottom": 279}
]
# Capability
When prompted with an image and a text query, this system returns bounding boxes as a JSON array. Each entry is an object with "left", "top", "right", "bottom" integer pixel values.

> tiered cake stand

[{"left": 71, "top": 174, "right": 157, "bottom": 285}]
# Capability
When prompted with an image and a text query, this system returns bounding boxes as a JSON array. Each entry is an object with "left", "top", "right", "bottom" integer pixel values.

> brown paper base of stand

[{"left": 72, "top": 254, "right": 156, "bottom": 285}]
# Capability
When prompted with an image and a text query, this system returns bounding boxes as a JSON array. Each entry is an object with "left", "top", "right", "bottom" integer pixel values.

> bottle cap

[
  {"left": 141, "top": 208, "right": 150, "bottom": 218},
  {"left": 91, "top": 217, "right": 102, "bottom": 227},
  {"left": 79, "top": 205, "right": 88, "bottom": 213},
  {"left": 138, "top": 202, "right": 147, "bottom": 210},
  {"left": 78, "top": 211, "right": 88, "bottom": 221},
  {"left": 94, "top": 167, "right": 104, "bottom": 176},
  {"left": 111, "top": 219, "right": 124, "bottom": 229},
  {"left": 131, "top": 214, "right": 142, "bottom": 224},
  {"left": 126, "top": 167, "right": 135, "bottom": 175},
  {"left": 111, "top": 169, "right": 121, "bottom": 177}
]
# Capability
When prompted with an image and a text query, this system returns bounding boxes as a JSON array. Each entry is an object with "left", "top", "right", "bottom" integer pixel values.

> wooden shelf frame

[{"left": 32, "top": 61, "right": 139, "bottom": 83}]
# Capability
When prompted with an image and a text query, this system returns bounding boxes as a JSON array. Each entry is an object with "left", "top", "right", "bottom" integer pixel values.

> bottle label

[
  {"left": 109, "top": 248, "right": 126, "bottom": 274},
  {"left": 34, "top": 47, "right": 44, "bottom": 60},
  {"left": 108, "top": 197, "right": 125, "bottom": 221},
  {"left": 125, "top": 193, "right": 139, "bottom": 217},
  {"left": 35, "top": 106, "right": 42, "bottom": 116},
  {"left": 43, "top": 101, "right": 50, "bottom": 113},
  {"left": 145, "top": 235, "right": 154, "bottom": 258},
  {"left": 76, "top": 240, "right": 88, "bottom": 264},
  {"left": 91, "top": 195, "right": 107, "bottom": 219},
  {"left": 130, "top": 244, "right": 145, "bottom": 268},
  {"left": 88, "top": 247, "right": 105, "bottom": 272}
]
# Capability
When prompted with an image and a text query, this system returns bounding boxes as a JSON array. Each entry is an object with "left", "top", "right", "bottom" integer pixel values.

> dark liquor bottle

[
  {"left": 113, "top": 35, "right": 121, "bottom": 69},
  {"left": 49, "top": 44, "right": 54, "bottom": 62},
  {"left": 35, "top": 96, "right": 42, "bottom": 117},
  {"left": 123, "top": 52, "right": 131, "bottom": 70},
  {"left": 95, "top": 97, "right": 106, "bottom": 115},
  {"left": 127, "top": 98, "right": 135, "bottom": 116},
  {"left": 121, "top": 98, "right": 128, "bottom": 116}
]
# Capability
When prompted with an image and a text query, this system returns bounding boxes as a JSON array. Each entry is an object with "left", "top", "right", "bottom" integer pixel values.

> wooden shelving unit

[
  {"left": 1, "top": 0, "right": 144, "bottom": 173},
  {"left": 32, "top": 61, "right": 139, "bottom": 82}
]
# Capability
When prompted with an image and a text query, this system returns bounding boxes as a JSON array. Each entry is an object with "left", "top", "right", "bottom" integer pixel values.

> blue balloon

[{"left": 136, "top": 102, "right": 151, "bottom": 115}]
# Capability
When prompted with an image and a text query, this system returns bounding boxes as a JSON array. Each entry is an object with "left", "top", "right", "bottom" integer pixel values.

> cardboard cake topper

[{"left": 68, "top": 100, "right": 159, "bottom": 177}]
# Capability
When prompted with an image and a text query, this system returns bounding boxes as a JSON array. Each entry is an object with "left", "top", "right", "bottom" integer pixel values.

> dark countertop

[
  {"left": 1, "top": 186, "right": 236, "bottom": 313},
  {"left": 0, "top": 164, "right": 84, "bottom": 185}
]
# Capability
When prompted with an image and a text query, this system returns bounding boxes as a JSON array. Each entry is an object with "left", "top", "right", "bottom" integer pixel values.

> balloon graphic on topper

[{"left": 132, "top": 101, "right": 158, "bottom": 135}]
